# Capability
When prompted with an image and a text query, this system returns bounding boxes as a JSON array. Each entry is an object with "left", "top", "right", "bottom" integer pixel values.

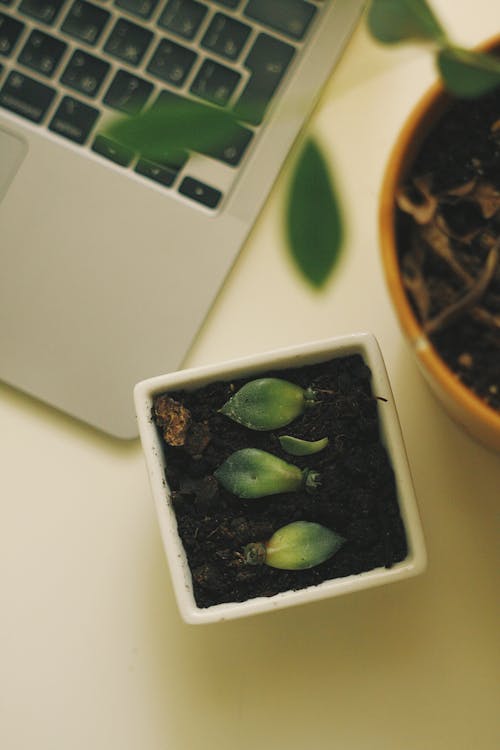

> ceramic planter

[
  {"left": 134, "top": 333, "right": 426, "bottom": 624},
  {"left": 379, "top": 37, "right": 500, "bottom": 453}
]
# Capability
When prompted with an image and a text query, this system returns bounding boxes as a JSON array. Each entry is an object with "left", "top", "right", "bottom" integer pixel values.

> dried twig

[
  {"left": 472, "top": 182, "right": 500, "bottom": 219},
  {"left": 470, "top": 306, "right": 500, "bottom": 331},
  {"left": 396, "top": 175, "right": 438, "bottom": 224},
  {"left": 401, "top": 241, "right": 431, "bottom": 321},
  {"left": 420, "top": 222, "right": 473, "bottom": 284},
  {"left": 424, "top": 242, "right": 499, "bottom": 334}
]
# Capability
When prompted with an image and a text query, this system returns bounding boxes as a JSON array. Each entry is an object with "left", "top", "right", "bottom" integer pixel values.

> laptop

[{"left": 0, "top": 0, "right": 366, "bottom": 439}]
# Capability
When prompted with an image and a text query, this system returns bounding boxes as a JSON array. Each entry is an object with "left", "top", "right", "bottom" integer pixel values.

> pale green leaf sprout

[
  {"left": 279, "top": 435, "right": 329, "bottom": 456},
  {"left": 220, "top": 378, "right": 316, "bottom": 431},
  {"left": 244, "top": 521, "right": 345, "bottom": 570},
  {"left": 214, "top": 448, "right": 320, "bottom": 499}
]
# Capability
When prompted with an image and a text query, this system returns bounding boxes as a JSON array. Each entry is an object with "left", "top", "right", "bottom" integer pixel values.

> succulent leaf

[
  {"left": 219, "top": 378, "right": 308, "bottom": 430},
  {"left": 279, "top": 435, "right": 329, "bottom": 456},
  {"left": 214, "top": 448, "right": 315, "bottom": 499},
  {"left": 244, "top": 521, "right": 344, "bottom": 570}
]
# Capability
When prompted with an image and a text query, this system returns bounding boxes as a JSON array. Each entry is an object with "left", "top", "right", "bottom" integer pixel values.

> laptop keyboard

[{"left": 0, "top": 0, "right": 324, "bottom": 209}]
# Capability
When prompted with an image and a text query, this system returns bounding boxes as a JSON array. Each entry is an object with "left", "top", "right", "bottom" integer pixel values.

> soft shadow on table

[
  {"left": 137, "top": 343, "right": 499, "bottom": 750},
  {"left": 0, "top": 380, "right": 140, "bottom": 456},
  {"left": 141, "top": 523, "right": 496, "bottom": 749},
  {"left": 143, "top": 541, "right": 432, "bottom": 749}
]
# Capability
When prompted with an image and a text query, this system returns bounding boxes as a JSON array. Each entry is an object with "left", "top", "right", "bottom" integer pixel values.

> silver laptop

[{"left": 0, "top": 0, "right": 365, "bottom": 438}]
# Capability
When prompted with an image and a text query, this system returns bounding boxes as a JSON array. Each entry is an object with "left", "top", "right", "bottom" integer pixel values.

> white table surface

[{"left": 1, "top": 3, "right": 499, "bottom": 748}]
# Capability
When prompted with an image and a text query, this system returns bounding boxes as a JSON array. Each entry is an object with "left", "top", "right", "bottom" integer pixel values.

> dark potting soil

[
  {"left": 396, "top": 86, "right": 500, "bottom": 412},
  {"left": 152, "top": 355, "right": 408, "bottom": 609}
]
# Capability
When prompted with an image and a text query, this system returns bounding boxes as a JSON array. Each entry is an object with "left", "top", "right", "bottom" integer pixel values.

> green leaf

[
  {"left": 367, "top": 0, "right": 446, "bottom": 44},
  {"left": 245, "top": 521, "right": 345, "bottom": 570},
  {"left": 219, "top": 378, "right": 308, "bottom": 431},
  {"left": 279, "top": 435, "right": 329, "bottom": 456},
  {"left": 437, "top": 47, "right": 500, "bottom": 98},
  {"left": 104, "top": 98, "right": 245, "bottom": 161},
  {"left": 214, "top": 449, "right": 307, "bottom": 499},
  {"left": 286, "top": 138, "right": 343, "bottom": 289}
]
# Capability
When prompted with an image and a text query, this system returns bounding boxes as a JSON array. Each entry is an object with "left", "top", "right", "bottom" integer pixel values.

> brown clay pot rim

[{"left": 379, "top": 35, "right": 500, "bottom": 437}]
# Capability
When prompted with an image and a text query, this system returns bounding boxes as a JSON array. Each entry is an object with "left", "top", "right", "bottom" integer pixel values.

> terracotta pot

[{"left": 379, "top": 38, "right": 500, "bottom": 453}]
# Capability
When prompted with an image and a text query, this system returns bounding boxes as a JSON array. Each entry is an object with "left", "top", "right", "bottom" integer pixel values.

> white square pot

[{"left": 134, "top": 333, "right": 426, "bottom": 624}]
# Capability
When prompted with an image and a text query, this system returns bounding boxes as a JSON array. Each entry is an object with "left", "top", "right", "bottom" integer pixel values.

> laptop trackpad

[{"left": 0, "top": 126, "right": 28, "bottom": 203}]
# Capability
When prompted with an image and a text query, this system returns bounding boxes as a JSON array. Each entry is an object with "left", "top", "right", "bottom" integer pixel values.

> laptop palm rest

[{"left": 0, "top": 126, "right": 27, "bottom": 202}]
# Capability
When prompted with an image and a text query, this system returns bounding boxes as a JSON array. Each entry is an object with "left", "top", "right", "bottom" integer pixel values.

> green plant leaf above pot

[
  {"left": 286, "top": 138, "right": 344, "bottom": 289},
  {"left": 437, "top": 47, "right": 500, "bottom": 97},
  {"left": 104, "top": 98, "right": 245, "bottom": 162},
  {"left": 244, "top": 521, "right": 345, "bottom": 570},
  {"left": 214, "top": 448, "right": 320, "bottom": 499},
  {"left": 367, "top": 0, "right": 446, "bottom": 44}
]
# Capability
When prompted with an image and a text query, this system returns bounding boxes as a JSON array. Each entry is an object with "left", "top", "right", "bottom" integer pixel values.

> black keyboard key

[
  {"left": 213, "top": 0, "right": 239, "bottom": 8},
  {"left": 244, "top": 0, "right": 316, "bottom": 41},
  {"left": 190, "top": 58, "right": 239, "bottom": 106},
  {"left": 0, "top": 69, "right": 55, "bottom": 122},
  {"left": 234, "top": 33, "right": 294, "bottom": 125},
  {"left": 18, "top": 30, "right": 67, "bottom": 77},
  {"left": 103, "top": 69, "right": 152, "bottom": 114},
  {"left": 152, "top": 89, "right": 252, "bottom": 165},
  {"left": 103, "top": 18, "right": 153, "bottom": 66},
  {"left": 135, "top": 154, "right": 187, "bottom": 186},
  {"left": 92, "top": 132, "right": 134, "bottom": 165},
  {"left": 18, "top": 0, "right": 65, "bottom": 25},
  {"left": 49, "top": 95, "right": 99, "bottom": 142},
  {"left": 179, "top": 176, "right": 221, "bottom": 208},
  {"left": 151, "top": 148, "right": 187, "bottom": 170},
  {"left": 146, "top": 38, "right": 196, "bottom": 87},
  {"left": 60, "top": 49, "right": 110, "bottom": 97},
  {"left": 201, "top": 12, "right": 250, "bottom": 61},
  {"left": 114, "top": 0, "right": 160, "bottom": 20},
  {"left": 157, "top": 0, "right": 208, "bottom": 41},
  {"left": 61, "top": 1, "right": 110, "bottom": 46},
  {"left": 0, "top": 12, "right": 24, "bottom": 57},
  {"left": 135, "top": 157, "right": 176, "bottom": 186}
]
